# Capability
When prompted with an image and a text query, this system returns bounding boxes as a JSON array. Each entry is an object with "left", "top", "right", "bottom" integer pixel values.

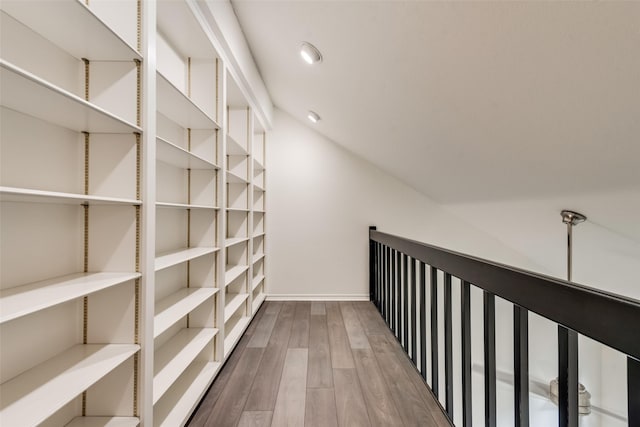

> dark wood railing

[{"left": 369, "top": 226, "right": 640, "bottom": 427}]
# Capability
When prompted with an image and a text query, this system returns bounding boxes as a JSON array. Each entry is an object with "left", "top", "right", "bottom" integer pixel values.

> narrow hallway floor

[{"left": 189, "top": 301, "right": 451, "bottom": 427}]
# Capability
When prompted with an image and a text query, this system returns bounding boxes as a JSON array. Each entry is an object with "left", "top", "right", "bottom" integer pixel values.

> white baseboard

[{"left": 266, "top": 294, "right": 370, "bottom": 301}]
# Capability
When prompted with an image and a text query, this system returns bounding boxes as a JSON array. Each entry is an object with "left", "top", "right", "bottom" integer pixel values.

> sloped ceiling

[{"left": 231, "top": 1, "right": 640, "bottom": 243}]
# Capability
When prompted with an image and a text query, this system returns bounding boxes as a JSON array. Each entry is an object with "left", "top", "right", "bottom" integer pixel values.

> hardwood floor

[{"left": 189, "top": 301, "right": 451, "bottom": 427}]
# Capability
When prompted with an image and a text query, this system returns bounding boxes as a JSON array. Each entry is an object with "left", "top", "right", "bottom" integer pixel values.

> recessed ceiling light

[
  {"left": 307, "top": 111, "right": 320, "bottom": 123},
  {"left": 300, "top": 42, "right": 322, "bottom": 65}
]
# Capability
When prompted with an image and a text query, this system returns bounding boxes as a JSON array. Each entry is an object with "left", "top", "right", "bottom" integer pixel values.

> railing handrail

[{"left": 370, "top": 229, "right": 640, "bottom": 361}]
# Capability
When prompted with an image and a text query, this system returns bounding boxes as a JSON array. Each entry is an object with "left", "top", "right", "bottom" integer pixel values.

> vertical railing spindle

[
  {"left": 462, "top": 281, "right": 472, "bottom": 427},
  {"left": 558, "top": 328, "right": 579, "bottom": 427},
  {"left": 396, "top": 250, "right": 401, "bottom": 339},
  {"left": 431, "top": 266, "right": 439, "bottom": 397},
  {"left": 444, "top": 273, "right": 453, "bottom": 419},
  {"left": 484, "top": 292, "right": 496, "bottom": 427},
  {"left": 514, "top": 305, "right": 529, "bottom": 427},
  {"left": 411, "top": 258, "right": 417, "bottom": 364},
  {"left": 369, "top": 227, "right": 376, "bottom": 303},
  {"left": 420, "top": 262, "right": 427, "bottom": 381},
  {"left": 403, "top": 254, "right": 409, "bottom": 351},
  {"left": 386, "top": 246, "right": 391, "bottom": 325},
  {"left": 629, "top": 357, "right": 640, "bottom": 427},
  {"left": 391, "top": 249, "right": 396, "bottom": 334}
]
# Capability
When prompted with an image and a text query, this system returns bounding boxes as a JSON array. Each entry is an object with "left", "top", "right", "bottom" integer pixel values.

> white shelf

[
  {"left": 157, "top": 72, "right": 219, "bottom": 130},
  {"left": 153, "top": 328, "right": 218, "bottom": 404},
  {"left": 252, "top": 274, "right": 265, "bottom": 292},
  {"left": 225, "top": 237, "right": 249, "bottom": 248},
  {"left": 0, "top": 186, "right": 140, "bottom": 206},
  {"left": 0, "top": 272, "right": 140, "bottom": 324},
  {"left": 253, "top": 293, "right": 267, "bottom": 314},
  {"left": 253, "top": 209, "right": 266, "bottom": 214},
  {"left": 1, "top": 0, "right": 140, "bottom": 61},
  {"left": 224, "top": 316, "right": 251, "bottom": 358},
  {"left": 153, "top": 361, "right": 219, "bottom": 427},
  {"left": 1, "top": 60, "right": 141, "bottom": 133},
  {"left": 253, "top": 253, "right": 266, "bottom": 264},
  {"left": 226, "top": 170, "right": 248, "bottom": 184},
  {"left": 65, "top": 417, "right": 140, "bottom": 427},
  {"left": 224, "top": 293, "right": 248, "bottom": 322},
  {"left": 154, "top": 288, "right": 218, "bottom": 338},
  {"left": 227, "top": 207, "right": 250, "bottom": 213},
  {"left": 253, "top": 183, "right": 265, "bottom": 192},
  {"left": 156, "top": 137, "right": 219, "bottom": 170},
  {"left": 253, "top": 158, "right": 265, "bottom": 171},
  {"left": 0, "top": 344, "right": 139, "bottom": 427},
  {"left": 155, "top": 247, "right": 218, "bottom": 272},
  {"left": 253, "top": 232, "right": 266, "bottom": 239},
  {"left": 225, "top": 265, "right": 248, "bottom": 287},
  {"left": 156, "top": 202, "right": 218, "bottom": 210},
  {"left": 226, "top": 134, "right": 248, "bottom": 155}
]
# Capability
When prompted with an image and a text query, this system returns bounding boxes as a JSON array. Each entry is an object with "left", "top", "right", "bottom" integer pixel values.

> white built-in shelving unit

[{"left": 0, "top": 1, "right": 267, "bottom": 425}]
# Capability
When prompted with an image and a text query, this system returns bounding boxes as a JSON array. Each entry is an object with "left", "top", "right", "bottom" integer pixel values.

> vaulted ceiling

[{"left": 231, "top": 1, "right": 640, "bottom": 244}]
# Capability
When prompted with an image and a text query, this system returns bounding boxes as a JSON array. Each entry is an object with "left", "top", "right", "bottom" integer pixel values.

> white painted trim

[{"left": 266, "top": 294, "right": 369, "bottom": 302}]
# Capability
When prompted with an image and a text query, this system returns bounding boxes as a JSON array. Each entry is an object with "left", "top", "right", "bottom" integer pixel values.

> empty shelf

[
  {"left": 154, "top": 288, "right": 217, "bottom": 338},
  {"left": 157, "top": 0, "right": 216, "bottom": 59},
  {"left": 227, "top": 207, "right": 250, "bottom": 213},
  {"left": 224, "top": 317, "right": 251, "bottom": 358},
  {"left": 157, "top": 72, "right": 218, "bottom": 130},
  {"left": 226, "top": 134, "right": 248, "bottom": 155},
  {"left": 225, "top": 265, "right": 248, "bottom": 287},
  {"left": 0, "top": 344, "right": 139, "bottom": 427},
  {"left": 65, "top": 417, "right": 140, "bottom": 427},
  {"left": 224, "top": 293, "right": 249, "bottom": 322},
  {"left": 156, "top": 137, "right": 219, "bottom": 170},
  {"left": 153, "top": 361, "right": 219, "bottom": 427},
  {"left": 155, "top": 247, "right": 218, "bottom": 272},
  {"left": 153, "top": 328, "right": 218, "bottom": 404},
  {"left": 253, "top": 158, "right": 265, "bottom": 171},
  {"left": 225, "top": 237, "right": 249, "bottom": 248},
  {"left": 253, "top": 293, "right": 267, "bottom": 314},
  {"left": 253, "top": 253, "right": 265, "bottom": 264},
  {"left": 252, "top": 275, "right": 265, "bottom": 292},
  {"left": 1, "top": 0, "right": 140, "bottom": 61},
  {"left": 156, "top": 202, "right": 219, "bottom": 210},
  {"left": 1, "top": 61, "right": 141, "bottom": 134},
  {"left": 0, "top": 186, "right": 141, "bottom": 206},
  {"left": 253, "top": 232, "right": 266, "bottom": 239},
  {"left": 0, "top": 272, "right": 140, "bottom": 324},
  {"left": 253, "top": 183, "right": 265, "bottom": 192},
  {"left": 226, "top": 171, "right": 248, "bottom": 184}
]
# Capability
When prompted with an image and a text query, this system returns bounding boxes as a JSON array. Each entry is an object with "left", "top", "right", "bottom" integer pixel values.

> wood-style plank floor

[{"left": 189, "top": 301, "right": 451, "bottom": 427}]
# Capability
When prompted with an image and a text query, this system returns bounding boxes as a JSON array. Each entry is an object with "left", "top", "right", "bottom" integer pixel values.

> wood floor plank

[
  {"left": 189, "top": 304, "right": 266, "bottom": 425},
  {"left": 288, "top": 301, "right": 310, "bottom": 348},
  {"left": 247, "top": 312, "right": 278, "bottom": 348},
  {"left": 305, "top": 388, "right": 339, "bottom": 427},
  {"left": 237, "top": 411, "right": 272, "bottom": 427},
  {"left": 244, "top": 302, "right": 296, "bottom": 410},
  {"left": 307, "top": 314, "right": 333, "bottom": 388},
  {"left": 271, "top": 348, "right": 309, "bottom": 427},
  {"left": 369, "top": 333, "right": 440, "bottom": 427},
  {"left": 366, "top": 305, "right": 452, "bottom": 427},
  {"left": 326, "top": 302, "right": 355, "bottom": 369},
  {"left": 353, "top": 348, "right": 403, "bottom": 427},
  {"left": 333, "top": 368, "right": 371, "bottom": 427},
  {"left": 340, "top": 301, "right": 371, "bottom": 349},
  {"left": 310, "top": 301, "right": 326, "bottom": 315},
  {"left": 265, "top": 301, "right": 283, "bottom": 315},
  {"left": 353, "top": 301, "right": 388, "bottom": 335},
  {"left": 199, "top": 347, "right": 265, "bottom": 427}
]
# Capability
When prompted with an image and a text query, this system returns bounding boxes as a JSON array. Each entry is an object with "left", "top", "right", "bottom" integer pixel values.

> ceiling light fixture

[
  {"left": 307, "top": 111, "right": 320, "bottom": 123},
  {"left": 300, "top": 42, "right": 322, "bottom": 64}
]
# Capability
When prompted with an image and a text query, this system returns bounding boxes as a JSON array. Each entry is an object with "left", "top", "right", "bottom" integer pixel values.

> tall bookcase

[{"left": 0, "top": 1, "right": 267, "bottom": 426}]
